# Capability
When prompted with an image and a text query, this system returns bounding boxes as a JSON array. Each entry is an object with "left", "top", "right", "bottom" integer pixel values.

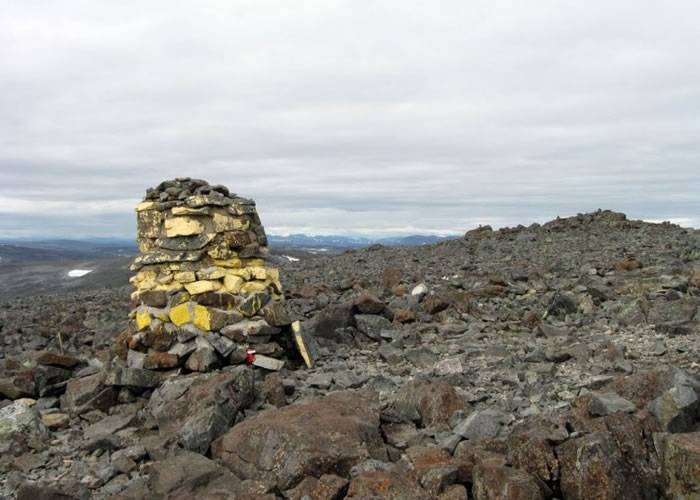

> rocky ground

[{"left": 1, "top": 210, "right": 700, "bottom": 499}]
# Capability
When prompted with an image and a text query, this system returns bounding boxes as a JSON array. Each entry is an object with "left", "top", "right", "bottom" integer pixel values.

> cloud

[{"left": 1, "top": 0, "right": 699, "bottom": 238}]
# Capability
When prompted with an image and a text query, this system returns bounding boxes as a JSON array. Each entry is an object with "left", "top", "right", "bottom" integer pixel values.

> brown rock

[
  {"left": 346, "top": 470, "right": 429, "bottom": 500},
  {"left": 690, "top": 264, "right": 700, "bottom": 288},
  {"left": 557, "top": 426, "right": 660, "bottom": 500},
  {"left": 138, "top": 290, "right": 168, "bottom": 308},
  {"left": 147, "top": 368, "right": 254, "bottom": 453},
  {"left": 386, "top": 380, "right": 468, "bottom": 430},
  {"left": 260, "top": 300, "right": 293, "bottom": 326},
  {"left": 393, "top": 308, "right": 417, "bottom": 323},
  {"left": 453, "top": 439, "right": 508, "bottom": 482},
  {"left": 472, "top": 462, "right": 545, "bottom": 500},
  {"left": 438, "top": 484, "right": 469, "bottom": 500},
  {"left": 423, "top": 295, "right": 450, "bottom": 314},
  {"left": 382, "top": 267, "right": 402, "bottom": 289},
  {"left": 146, "top": 451, "right": 244, "bottom": 498},
  {"left": 143, "top": 352, "right": 179, "bottom": 370},
  {"left": 211, "top": 390, "right": 387, "bottom": 490},
  {"left": 354, "top": 293, "right": 385, "bottom": 314},
  {"left": 657, "top": 432, "right": 700, "bottom": 498},
  {"left": 614, "top": 258, "right": 643, "bottom": 272},
  {"left": 405, "top": 446, "right": 461, "bottom": 496},
  {"left": 61, "top": 373, "right": 116, "bottom": 415},
  {"left": 31, "top": 351, "right": 81, "bottom": 369},
  {"left": 286, "top": 474, "right": 349, "bottom": 500},
  {"left": 260, "top": 373, "right": 287, "bottom": 407}
]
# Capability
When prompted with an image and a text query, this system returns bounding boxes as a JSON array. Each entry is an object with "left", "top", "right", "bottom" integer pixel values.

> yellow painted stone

[
  {"left": 184, "top": 280, "right": 221, "bottom": 295},
  {"left": 192, "top": 304, "right": 211, "bottom": 331},
  {"left": 223, "top": 275, "right": 244, "bottom": 293},
  {"left": 135, "top": 311, "right": 151, "bottom": 331},
  {"left": 135, "top": 201, "right": 158, "bottom": 212},
  {"left": 164, "top": 217, "right": 204, "bottom": 237},
  {"left": 241, "top": 281, "right": 268, "bottom": 293},
  {"left": 166, "top": 301, "right": 211, "bottom": 330},
  {"left": 212, "top": 212, "right": 249, "bottom": 232},
  {"left": 174, "top": 271, "right": 196, "bottom": 283},
  {"left": 169, "top": 303, "right": 191, "bottom": 326},
  {"left": 212, "top": 258, "right": 242, "bottom": 268}
]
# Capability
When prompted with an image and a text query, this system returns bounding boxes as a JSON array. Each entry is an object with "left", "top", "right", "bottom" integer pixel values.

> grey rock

[
  {"left": 355, "top": 314, "right": 393, "bottom": 340},
  {"left": 588, "top": 392, "right": 636, "bottom": 417},
  {"left": 453, "top": 409, "right": 508, "bottom": 440},
  {"left": 106, "top": 367, "right": 161, "bottom": 388},
  {"left": 207, "top": 333, "right": 235, "bottom": 357},
  {"left": 649, "top": 385, "right": 699, "bottom": 432},
  {"left": 185, "top": 337, "right": 219, "bottom": 372}
]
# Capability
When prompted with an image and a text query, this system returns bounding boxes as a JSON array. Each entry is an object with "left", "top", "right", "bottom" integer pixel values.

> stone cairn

[{"left": 118, "top": 177, "right": 305, "bottom": 373}]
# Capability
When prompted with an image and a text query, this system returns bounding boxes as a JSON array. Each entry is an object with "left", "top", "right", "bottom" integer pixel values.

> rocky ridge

[{"left": 1, "top": 210, "right": 699, "bottom": 499}]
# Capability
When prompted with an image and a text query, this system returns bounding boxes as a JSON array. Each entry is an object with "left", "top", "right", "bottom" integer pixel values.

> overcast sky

[{"left": 1, "top": 1, "right": 699, "bottom": 238}]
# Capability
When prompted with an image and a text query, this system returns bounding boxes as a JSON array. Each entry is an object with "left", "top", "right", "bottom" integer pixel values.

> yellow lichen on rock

[
  {"left": 164, "top": 216, "right": 204, "bottom": 237},
  {"left": 171, "top": 206, "right": 209, "bottom": 216},
  {"left": 135, "top": 201, "right": 158, "bottom": 212},
  {"left": 197, "top": 266, "right": 226, "bottom": 280},
  {"left": 223, "top": 275, "right": 244, "bottom": 293},
  {"left": 212, "top": 212, "right": 249, "bottom": 232},
  {"left": 173, "top": 271, "right": 196, "bottom": 283},
  {"left": 184, "top": 280, "right": 221, "bottom": 295},
  {"left": 241, "top": 281, "right": 268, "bottom": 294},
  {"left": 213, "top": 258, "right": 242, "bottom": 268}
]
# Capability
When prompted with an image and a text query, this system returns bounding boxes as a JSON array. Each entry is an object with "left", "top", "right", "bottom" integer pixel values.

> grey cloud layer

[{"left": 1, "top": 1, "right": 699, "bottom": 238}]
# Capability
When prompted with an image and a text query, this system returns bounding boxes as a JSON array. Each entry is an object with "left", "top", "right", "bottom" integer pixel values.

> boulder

[
  {"left": 649, "top": 385, "right": 699, "bottom": 432},
  {"left": 383, "top": 380, "right": 468, "bottom": 430},
  {"left": 355, "top": 314, "right": 393, "bottom": 340},
  {"left": 656, "top": 432, "right": 700, "bottom": 499},
  {"left": 453, "top": 409, "right": 508, "bottom": 441},
  {"left": 285, "top": 474, "right": 349, "bottom": 500},
  {"left": 472, "top": 463, "right": 545, "bottom": 500},
  {"left": 61, "top": 373, "right": 116, "bottom": 415},
  {"left": 309, "top": 303, "right": 355, "bottom": 341},
  {"left": 587, "top": 392, "right": 636, "bottom": 417},
  {"left": 211, "top": 390, "right": 387, "bottom": 490},
  {"left": 346, "top": 470, "right": 429, "bottom": 500},
  {"left": 147, "top": 367, "right": 254, "bottom": 453},
  {"left": 557, "top": 426, "right": 660, "bottom": 500},
  {"left": 146, "top": 451, "right": 243, "bottom": 498},
  {"left": 0, "top": 400, "right": 46, "bottom": 455}
]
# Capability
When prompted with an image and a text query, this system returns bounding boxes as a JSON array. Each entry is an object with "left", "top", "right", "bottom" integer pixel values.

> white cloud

[{"left": 1, "top": 1, "right": 699, "bottom": 237}]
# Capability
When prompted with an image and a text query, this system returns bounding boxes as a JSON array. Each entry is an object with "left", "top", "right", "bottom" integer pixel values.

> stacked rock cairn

[{"left": 119, "top": 178, "right": 297, "bottom": 373}]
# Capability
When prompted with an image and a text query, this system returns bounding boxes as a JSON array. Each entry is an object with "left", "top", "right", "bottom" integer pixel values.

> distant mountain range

[
  {"left": 267, "top": 233, "right": 456, "bottom": 248},
  {"left": 0, "top": 233, "right": 457, "bottom": 264}
]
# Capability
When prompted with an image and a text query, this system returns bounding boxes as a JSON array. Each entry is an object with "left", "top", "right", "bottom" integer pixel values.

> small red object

[{"left": 246, "top": 349, "right": 256, "bottom": 365}]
